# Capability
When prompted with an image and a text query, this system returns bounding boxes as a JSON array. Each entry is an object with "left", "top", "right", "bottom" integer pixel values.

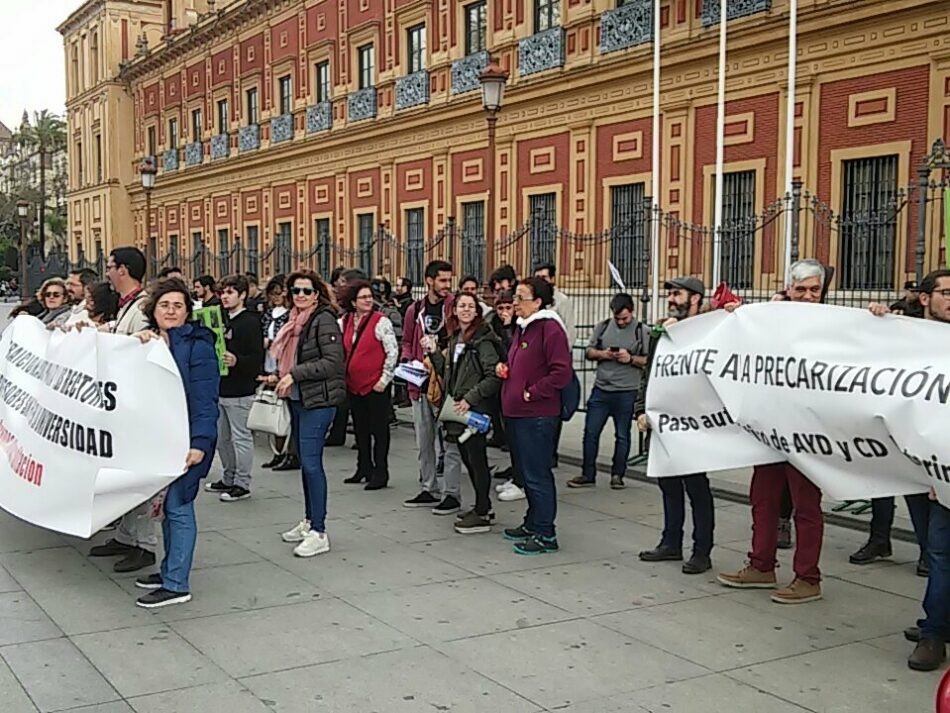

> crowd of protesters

[{"left": 10, "top": 245, "right": 950, "bottom": 674}]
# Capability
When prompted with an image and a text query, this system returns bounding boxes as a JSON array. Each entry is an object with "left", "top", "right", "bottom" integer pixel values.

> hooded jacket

[{"left": 501, "top": 309, "right": 572, "bottom": 419}]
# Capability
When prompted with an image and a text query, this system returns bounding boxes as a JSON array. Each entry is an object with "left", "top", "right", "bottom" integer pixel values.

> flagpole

[
  {"left": 782, "top": 0, "right": 798, "bottom": 282},
  {"left": 650, "top": 0, "right": 661, "bottom": 323},
  {"left": 711, "top": 0, "right": 727, "bottom": 288}
]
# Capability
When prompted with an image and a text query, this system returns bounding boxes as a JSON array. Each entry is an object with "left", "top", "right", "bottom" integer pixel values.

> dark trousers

[
  {"left": 326, "top": 398, "right": 350, "bottom": 446},
  {"left": 507, "top": 416, "right": 559, "bottom": 538},
  {"left": 349, "top": 387, "right": 391, "bottom": 485},
  {"left": 867, "top": 495, "right": 931, "bottom": 557},
  {"left": 779, "top": 482, "right": 792, "bottom": 519},
  {"left": 749, "top": 463, "right": 823, "bottom": 584},
  {"left": 581, "top": 387, "right": 635, "bottom": 480},
  {"left": 919, "top": 501, "right": 950, "bottom": 641},
  {"left": 657, "top": 473, "right": 715, "bottom": 557},
  {"left": 458, "top": 433, "right": 492, "bottom": 516}
]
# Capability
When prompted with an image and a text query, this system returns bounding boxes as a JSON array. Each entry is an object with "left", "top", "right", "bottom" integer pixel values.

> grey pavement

[{"left": 0, "top": 422, "right": 942, "bottom": 713}]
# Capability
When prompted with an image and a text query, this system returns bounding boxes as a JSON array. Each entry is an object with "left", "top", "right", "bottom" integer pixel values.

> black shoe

[
  {"left": 344, "top": 473, "right": 368, "bottom": 484},
  {"left": 682, "top": 554, "right": 712, "bottom": 575},
  {"left": 88, "top": 538, "right": 134, "bottom": 557},
  {"left": 113, "top": 548, "right": 156, "bottom": 573},
  {"left": 432, "top": 495, "right": 461, "bottom": 516},
  {"left": 905, "top": 626, "right": 921, "bottom": 643},
  {"left": 849, "top": 540, "right": 892, "bottom": 565},
  {"left": 639, "top": 544, "right": 683, "bottom": 562},
  {"left": 204, "top": 479, "right": 230, "bottom": 493},
  {"left": 454, "top": 512, "right": 493, "bottom": 534},
  {"left": 220, "top": 486, "right": 251, "bottom": 502},
  {"left": 135, "top": 573, "right": 163, "bottom": 590},
  {"left": 364, "top": 480, "right": 388, "bottom": 491},
  {"left": 403, "top": 491, "right": 440, "bottom": 508},
  {"left": 261, "top": 454, "right": 284, "bottom": 469},
  {"left": 273, "top": 455, "right": 301, "bottom": 471},
  {"left": 514, "top": 534, "right": 559, "bottom": 555},
  {"left": 917, "top": 556, "right": 930, "bottom": 577},
  {"left": 456, "top": 509, "right": 496, "bottom": 522},
  {"left": 503, "top": 525, "right": 533, "bottom": 542},
  {"left": 908, "top": 639, "right": 946, "bottom": 671},
  {"left": 136, "top": 588, "right": 192, "bottom": 609}
]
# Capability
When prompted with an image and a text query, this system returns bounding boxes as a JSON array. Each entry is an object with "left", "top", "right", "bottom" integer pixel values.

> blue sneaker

[{"left": 513, "top": 535, "right": 559, "bottom": 555}]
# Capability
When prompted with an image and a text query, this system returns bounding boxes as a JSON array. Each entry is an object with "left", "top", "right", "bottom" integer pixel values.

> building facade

[{"left": 63, "top": 0, "right": 950, "bottom": 294}]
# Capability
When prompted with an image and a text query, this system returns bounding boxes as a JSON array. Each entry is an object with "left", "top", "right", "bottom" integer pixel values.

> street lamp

[
  {"left": 16, "top": 200, "right": 29, "bottom": 301},
  {"left": 140, "top": 157, "right": 157, "bottom": 278},
  {"left": 479, "top": 58, "right": 509, "bottom": 273}
]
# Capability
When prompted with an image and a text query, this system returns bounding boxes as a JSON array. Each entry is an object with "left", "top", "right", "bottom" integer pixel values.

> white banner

[
  {"left": 645, "top": 302, "right": 950, "bottom": 504},
  {"left": 0, "top": 317, "right": 190, "bottom": 537}
]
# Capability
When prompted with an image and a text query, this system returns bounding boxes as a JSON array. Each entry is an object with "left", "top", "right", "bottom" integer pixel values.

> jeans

[
  {"left": 919, "top": 501, "right": 950, "bottom": 641},
  {"left": 581, "top": 387, "right": 635, "bottom": 480},
  {"left": 749, "top": 463, "right": 823, "bottom": 584},
  {"left": 161, "top": 473, "right": 201, "bottom": 593},
  {"left": 289, "top": 401, "right": 336, "bottom": 532},
  {"left": 506, "top": 416, "right": 559, "bottom": 538},
  {"left": 349, "top": 387, "right": 392, "bottom": 485},
  {"left": 458, "top": 433, "right": 492, "bottom": 516},
  {"left": 657, "top": 473, "right": 714, "bottom": 557},
  {"left": 217, "top": 395, "right": 254, "bottom": 489},
  {"left": 867, "top": 495, "right": 931, "bottom": 557}
]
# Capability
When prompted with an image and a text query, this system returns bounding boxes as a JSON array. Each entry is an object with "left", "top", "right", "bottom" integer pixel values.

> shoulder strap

[
  {"left": 594, "top": 319, "right": 610, "bottom": 349},
  {"left": 346, "top": 311, "right": 375, "bottom": 368}
]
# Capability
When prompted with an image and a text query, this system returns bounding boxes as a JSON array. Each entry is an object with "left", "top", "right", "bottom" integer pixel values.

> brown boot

[
  {"left": 908, "top": 639, "right": 946, "bottom": 671},
  {"left": 717, "top": 564, "right": 777, "bottom": 589},
  {"left": 771, "top": 578, "right": 822, "bottom": 604}
]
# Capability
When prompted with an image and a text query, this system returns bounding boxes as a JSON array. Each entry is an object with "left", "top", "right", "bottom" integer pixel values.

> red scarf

[{"left": 269, "top": 305, "right": 317, "bottom": 377}]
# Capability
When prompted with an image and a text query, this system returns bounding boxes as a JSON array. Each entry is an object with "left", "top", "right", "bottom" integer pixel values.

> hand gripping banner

[
  {"left": 645, "top": 302, "right": 950, "bottom": 505},
  {"left": 0, "top": 317, "right": 190, "bottom": 537}
]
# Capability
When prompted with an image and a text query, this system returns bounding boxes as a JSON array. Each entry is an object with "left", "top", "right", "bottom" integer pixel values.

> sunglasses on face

[
  {"left": 44, "top": 291, "right": 64, "bottom": 299},
  {"left": 290, "top": 287, "right": 315, "bottom": 296}
]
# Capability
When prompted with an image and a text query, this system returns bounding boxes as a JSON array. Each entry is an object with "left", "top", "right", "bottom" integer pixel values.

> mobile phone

[{"left": 609, "top": 347, "right": 620, "bottom": 353}]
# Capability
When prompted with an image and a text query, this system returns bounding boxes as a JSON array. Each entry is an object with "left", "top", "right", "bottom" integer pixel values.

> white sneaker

[
  {"left": 281, "top": 519, "right": 311, "bottom": 543},
  {"left": 293, "top": 530, "right": 330, "bottom": 558},
  {"left": 498, "top": 483, "right": 526, "bottom": 501},
  {"left": 495, "top": 479, "right": 513, "bottom": 494}
]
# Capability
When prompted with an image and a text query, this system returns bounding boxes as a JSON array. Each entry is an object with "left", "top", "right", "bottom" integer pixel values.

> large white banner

[
  {"left": 0, "top": 317, "right": 190, "bottom": 537},
  {"left": 645, "top": 302, "right": 950, "bottom": 504}
]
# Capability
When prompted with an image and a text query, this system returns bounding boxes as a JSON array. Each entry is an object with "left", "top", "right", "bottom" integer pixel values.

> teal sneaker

[{"left": 513, "top": 535, "right": 559, "bottom": 555}]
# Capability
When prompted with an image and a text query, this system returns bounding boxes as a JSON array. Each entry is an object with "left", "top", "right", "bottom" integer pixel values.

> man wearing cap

[
  {"left": 890, "top": 281, "right": 924, "bottom": 318},
  {"left": 636, "top": 276, "right": 716, "bottom": 575}
]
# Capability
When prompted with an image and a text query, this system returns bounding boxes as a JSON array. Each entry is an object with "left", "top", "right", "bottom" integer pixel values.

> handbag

[{"left": 247, "top": 386, "right": 291, "bottom": 437}]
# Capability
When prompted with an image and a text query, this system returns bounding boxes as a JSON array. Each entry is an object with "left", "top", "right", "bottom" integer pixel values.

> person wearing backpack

[
  {"left": 568, "top": 293, "right": 647, "bottom": 491},
  {"left": 497, "top": 277, "right": 572, "bottom": 555}
]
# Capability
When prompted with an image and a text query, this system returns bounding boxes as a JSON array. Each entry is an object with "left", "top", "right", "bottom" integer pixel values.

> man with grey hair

[{"left": 718, "top": 259, "right": 828, "bottom": 604}]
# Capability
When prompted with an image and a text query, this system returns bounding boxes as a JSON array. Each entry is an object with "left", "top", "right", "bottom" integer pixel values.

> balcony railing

[
  {"left": 211, "top": 133, "right": 229, "bottom": 160},
  {"left": 600, "top": 0, "right": 653, "bottom": 54},
  {"left": 307, "top": 102, "right": 332, "bottom": 133},
  {"left": 271, "top": 114, "right": 293, "bottom": 144},
  {"left": 347, "top": 88, "right": 377, "bottom": 122},
  {"left": 162, "top": 148, "right": 178, "bottom": 172},
  {"left": 184, "top": 141, "right": 203, "bottom": 167},
  {"left": 239, "top": 124, "right": 260, "bottom": 152},
  {"left": 701, "top": 0, "right": 772, "bottom": 26},
  {"left": 451, "top": 51, "right": 489, "bottom": 95},
  {"left": 395, "top": 70, "right": 430, "bottom": 111},
  {"left": 519, "top": 27, "right": 565, "bottom": 77}
]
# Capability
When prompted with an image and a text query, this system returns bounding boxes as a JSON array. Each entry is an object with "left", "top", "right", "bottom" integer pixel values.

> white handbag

[{"left": 247, "top": 386, "right": 291, "bottom": 437}]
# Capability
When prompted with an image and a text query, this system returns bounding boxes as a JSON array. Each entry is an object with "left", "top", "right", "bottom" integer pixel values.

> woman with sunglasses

[
  {"left": 264, "top": 271, "right": 345, "bottom": 558},
  {"left": 37, "top": 278, "right": 70, "bottom": 326}
]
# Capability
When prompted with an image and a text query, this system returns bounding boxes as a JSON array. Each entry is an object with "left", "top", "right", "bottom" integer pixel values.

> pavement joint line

[{"left": 231, "top": 642, "right": 430, "bottom": 682}]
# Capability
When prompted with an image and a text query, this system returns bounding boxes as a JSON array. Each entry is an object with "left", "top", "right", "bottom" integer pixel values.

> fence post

[
  {"left": 790, "top": 178, "right": 802, "bottom": 264},
  {"left": 446, "top": 216, "right": 456, "bottom": 266},
  {"left": 917, "top": 162, "right": 930, "bottom": 284},
  {"left": 640, "top": 196, "right": 652, "bottom": 324}
]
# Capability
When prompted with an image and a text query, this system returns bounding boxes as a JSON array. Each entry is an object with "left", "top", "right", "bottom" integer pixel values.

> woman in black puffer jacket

[{"left": 265, "top": 270, "right": 345, "bottom": 559}]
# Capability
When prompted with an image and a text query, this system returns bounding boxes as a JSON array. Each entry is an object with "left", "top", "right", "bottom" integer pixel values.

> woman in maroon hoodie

[{"left": 498, "top": 277, "right": 572, "bottom": 555}]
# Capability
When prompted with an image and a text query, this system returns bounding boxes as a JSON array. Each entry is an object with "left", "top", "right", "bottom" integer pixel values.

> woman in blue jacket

[{"left": 131, "top": 278, "right": 220, "bottom": 608}]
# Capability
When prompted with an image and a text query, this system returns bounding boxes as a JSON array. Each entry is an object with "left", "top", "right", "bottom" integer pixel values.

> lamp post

[
  {"left": 479, "top": 58, "right": 509, "bottom": 274},
  {"left": 16, "top": 200, "right": 29, "bottom": 301},
  {"left": 140, "top": 157, "right": 157, "bottom": 278}
]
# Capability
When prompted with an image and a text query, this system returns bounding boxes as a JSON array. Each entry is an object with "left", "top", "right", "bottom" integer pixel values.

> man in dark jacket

[
  {"left": 394, "top": 276, "right": 413, "bottom": 319},
  {"left": 206, "top": 275, "right": 264, "bottom": 502},
  {"left": 636, "top": 276, "right": 716, "bottom": 575}
]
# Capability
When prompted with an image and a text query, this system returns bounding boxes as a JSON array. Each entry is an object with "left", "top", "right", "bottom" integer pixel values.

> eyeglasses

[
  {"left": 290, "top": 286, "right": 315, "bottom": 296},
  {"left": 44, "top": 291, "right": 65, "bottom": 299},
  {"left": 931, "top": 289, "right": 950, "bottom": 299},
  {"left": 513, "top": 294, "right": 535, "bottom": 303}
]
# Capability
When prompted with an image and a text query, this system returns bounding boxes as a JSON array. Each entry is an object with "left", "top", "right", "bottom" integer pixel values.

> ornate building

[{"left": 61, "top": 0, "right": 950, "bottom": 294}]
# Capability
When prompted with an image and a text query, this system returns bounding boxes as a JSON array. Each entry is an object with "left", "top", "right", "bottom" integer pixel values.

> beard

[{"left": 668, "top": 301, "right": 690, "bottom": 319}]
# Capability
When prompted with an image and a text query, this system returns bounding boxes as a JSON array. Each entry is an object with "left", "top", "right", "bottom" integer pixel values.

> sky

[{"left": 0, "top": 0, "right": 76, "bottom": 131}]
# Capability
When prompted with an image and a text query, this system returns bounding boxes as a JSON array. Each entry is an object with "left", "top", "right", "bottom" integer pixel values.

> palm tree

[{"left": 17, "top": 111, "right": 66, "bottom": 260}]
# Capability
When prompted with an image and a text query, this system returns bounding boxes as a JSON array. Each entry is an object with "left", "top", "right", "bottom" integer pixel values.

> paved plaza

[{"left": 0, "top": 425, "right": 942, "bottom": 713}]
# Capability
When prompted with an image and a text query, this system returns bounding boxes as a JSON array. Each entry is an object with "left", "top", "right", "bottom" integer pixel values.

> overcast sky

[{"left": 0, "top": 0, "right": 76, "bottom": 131}]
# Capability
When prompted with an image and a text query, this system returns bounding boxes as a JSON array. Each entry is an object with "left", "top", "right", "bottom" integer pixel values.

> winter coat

[
  {"left": 291, "top": 305, "right": 346, "bottom": 410},
  {"left": 501, "top": 310, "right": 572, "bottom": 419},
  {"left": 429, "top": 322, "right": 502, "bottom": 439}
]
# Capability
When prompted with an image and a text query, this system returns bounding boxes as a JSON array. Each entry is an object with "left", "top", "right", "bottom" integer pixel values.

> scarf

[{"left": 269, "top": 305, "right": 317, "bottom": 377}]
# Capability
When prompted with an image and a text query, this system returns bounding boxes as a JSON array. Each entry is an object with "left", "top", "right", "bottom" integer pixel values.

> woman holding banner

[{"left": 131, "top": 279, "right": 220, "bottom": 608}]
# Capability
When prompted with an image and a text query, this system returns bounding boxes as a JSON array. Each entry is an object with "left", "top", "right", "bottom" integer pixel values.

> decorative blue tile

[
  {"left": 395, "top": 71, "right": 430, "bottom": 111},
  {"left": 600, "top": 0, "right": 653, "bottom": 54},
  {"left": 306, "top": 102, "right": 332, "bottom": 133},
  {"left": 347, "top": 88, "right": 377, "bottom": 122},
  {"left": 519, "top": 27, "right": 565, "bottom": 77}
]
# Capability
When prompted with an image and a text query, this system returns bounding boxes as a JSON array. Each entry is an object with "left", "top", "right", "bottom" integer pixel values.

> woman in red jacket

[{"left": 341, "top": 280, "right": 399, "bottom": 490}]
